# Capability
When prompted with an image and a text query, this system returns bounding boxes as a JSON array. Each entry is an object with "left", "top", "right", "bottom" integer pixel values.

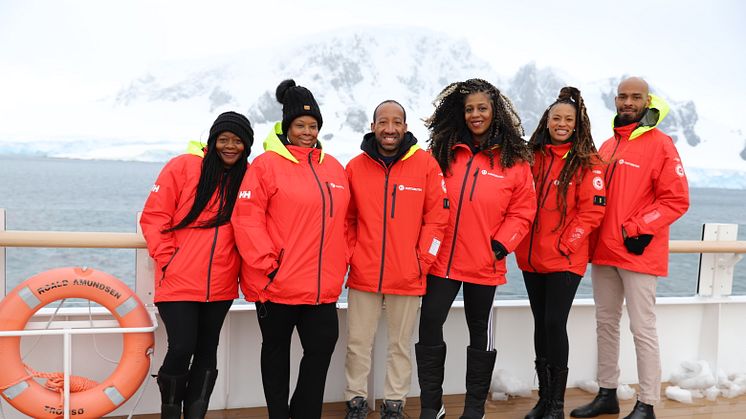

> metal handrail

[{"left": 1, "top": 230, "right": 745, "bottom": 253}]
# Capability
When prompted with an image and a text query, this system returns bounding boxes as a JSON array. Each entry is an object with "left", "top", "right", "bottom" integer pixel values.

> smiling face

[
  {"left": 371, "top": 102, "right": 407, "bottom": 157},
  {"left": 464, "top": 92, "right": 493, "bottom": 142},
  {"left": 615, "top": 78, "right": 651, "bottom": 125},
  {"left": 214, "top": 131, "right": 245, "bottom": 167},
  {"left": 287, "top": 115, "right": 319, "bottom": 148},
  {"left": 547, "top": 103, "right": 577, "bottom": 145}
]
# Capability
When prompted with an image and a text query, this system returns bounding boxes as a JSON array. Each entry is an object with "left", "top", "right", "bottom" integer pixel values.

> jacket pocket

[
  {"left": 469, "top": 167, "right": 480, "bottom": 201},
  {"left": 263, "top": 248, "right": 285, "bottom": 290},
  {"left": 159, "top": 247, "right": 180, "bottom": 286},
  {"left": 325, "top": 182, "right": 334, "bottom": 218}
]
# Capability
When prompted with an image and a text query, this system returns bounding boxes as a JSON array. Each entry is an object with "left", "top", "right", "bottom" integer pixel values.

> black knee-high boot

[
  {"left": 543, "top": 366, "right": 568, "bottom": 419},
  {"left": 183, "top": 368, "right": 218, "bottom": 419},
  {"left": 525, "top": 358, "right": 550, "bottom": 419},
  {"left": 415, "top": 342, "right": 447, "bottom": 419},
  {"left": 460, "top": 346, "right": 497, "bottom": 419},
  {"left": 157, "top": 370, "right": 189, "bottom": 419}
]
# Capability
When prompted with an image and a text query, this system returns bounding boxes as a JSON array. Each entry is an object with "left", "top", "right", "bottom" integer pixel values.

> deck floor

[{"left": 122, "top": 386, "right": 746, "bottom": 418}]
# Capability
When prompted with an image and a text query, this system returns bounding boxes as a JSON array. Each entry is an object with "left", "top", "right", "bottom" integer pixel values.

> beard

[{"left": 616, "top": 108, "right": 646, "bottom": 125}]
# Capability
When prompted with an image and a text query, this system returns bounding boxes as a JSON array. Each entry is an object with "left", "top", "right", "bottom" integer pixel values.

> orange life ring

[{"left": 0, "top": 267, "right": 155, "bottom": 418}]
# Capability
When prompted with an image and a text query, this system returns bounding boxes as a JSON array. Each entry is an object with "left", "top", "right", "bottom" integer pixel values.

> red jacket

[
  {"left": 345, "top": 133, "right": 448, "bottom": 295},
  {"left": 232, "top": 123, "right": 350, "bottom": 305},
  {"left": 515, "top": 142, "right": 606, "bottom": 276},
  {"left": 591, "top": 97, "right": 689, "bottom": 276},
  {"left": 429, "top": 143, "right": 536, "bottom": 285},
  {"left": 140, "top": 149, "right": 241, "bottom": 303}
]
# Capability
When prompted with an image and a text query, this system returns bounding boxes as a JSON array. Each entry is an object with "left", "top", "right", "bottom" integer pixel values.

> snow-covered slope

[{"left": 1, "top": 27, "right": 744, "bottom": 187}]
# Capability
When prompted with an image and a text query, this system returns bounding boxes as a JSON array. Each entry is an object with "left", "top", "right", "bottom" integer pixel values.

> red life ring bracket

[{"left": 0, "top": 267, "right": 155, "bottom": 418}]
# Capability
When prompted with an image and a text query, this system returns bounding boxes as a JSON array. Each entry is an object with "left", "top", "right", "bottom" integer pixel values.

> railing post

[
  {"left": 697, "top": 223, "right": 740, "bottom": 297},
  {"left": 1, "top": 208, "right": 5, "bottom": 297},
  {"left": 135, "top": 212, "right": 155, "bottom": 307}
]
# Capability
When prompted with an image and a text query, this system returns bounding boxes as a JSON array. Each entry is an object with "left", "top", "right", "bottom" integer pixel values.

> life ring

[{"left": 0, "top": 267, "right": 155, "bottom": 418}]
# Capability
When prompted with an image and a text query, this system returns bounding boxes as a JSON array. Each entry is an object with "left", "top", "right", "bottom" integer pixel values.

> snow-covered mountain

[{"left": 1, "top": 27, "right": 744, "bottom": 188}]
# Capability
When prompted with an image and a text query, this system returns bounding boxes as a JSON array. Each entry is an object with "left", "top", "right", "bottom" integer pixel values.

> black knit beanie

[
  {"left": 275, "top": 79, "right": 323, "bottom": 134},
  {"left": 208, "top": 111, "right": 254, "bottom": 152}
]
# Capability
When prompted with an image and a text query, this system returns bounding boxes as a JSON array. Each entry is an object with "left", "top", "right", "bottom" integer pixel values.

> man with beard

[
  {"left": 570, "top": 77, "right": 689, "bottom": 419},
  {"left": 343, "top": 100, "right": 448, "bottom": 419}
]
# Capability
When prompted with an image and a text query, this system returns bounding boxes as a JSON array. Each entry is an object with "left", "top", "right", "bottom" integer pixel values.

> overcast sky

[{"left": 1, "top": 0, "right": 744, "bottom": 135}]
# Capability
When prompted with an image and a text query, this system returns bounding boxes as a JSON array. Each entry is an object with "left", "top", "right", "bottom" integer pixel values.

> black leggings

[
  {"left": 256, "top": 301, "right": 339, "bottom": 419},
  {"left": 522, "top": 271, "right": 581, "bottom": 368},
  {"left": 419, "top": 275, "right": 497, "bottom": 350},
  {"left": 156, "top": 300, "right": 232, "bottom": 375}
]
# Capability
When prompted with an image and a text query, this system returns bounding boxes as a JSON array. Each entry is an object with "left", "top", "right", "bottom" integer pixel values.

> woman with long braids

[
  {"left": 515, "top": 87, "right": 606, "bottom": 419},
  {"left": 232, "top": 79, "right": 350, "bottom": 419},
  {"left": 140, "top": 112, "right": 253, "bottom": 418},
  {"left": 416, "top": 78, "right": 536, "bottom": 419}
]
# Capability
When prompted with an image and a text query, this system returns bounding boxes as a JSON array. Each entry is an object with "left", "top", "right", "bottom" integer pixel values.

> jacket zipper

[
  {"left": 527, "top": 153, "right": 555, "bottom": 272},
  {"left": 308, "top": 153, "right": 326, "bottom": 304},
  {"left": 415, "top": 248, "right": 422, "bottom": 278},
  {"left": 469, "top": 167, "right": 480, "bottom": 201},
  {"left": 325, "top": 182, "right": 334, "bottom": 218},
  {"left": 445, "top": 154, "right": 475, "bottom": 278},
  {"left": 604, "top": 133, "right": 623, "bottom": 193},
  {"left": 378, "top": 169, "right": 391, "bottom": 292},
  {"left": 205, "top": 178, "right": 226, "bottom": 301},
  {"left": 390, "top": 184, "right": 398, "bottom": 218},
  {"left": 159, "top": 247, "right": 180, "bottom": 287}
]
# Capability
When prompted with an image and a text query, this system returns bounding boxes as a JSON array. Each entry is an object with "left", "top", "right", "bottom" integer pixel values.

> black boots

[
  {"left": 157, "top": 371, "right": 189, "bottom": 419},
  {"left": 183, "top": 368, "right": 218, "bottom": 419},
  {"left": 543, "top": 366, "right": 568, "bottom": 419},
  {"left": 460, "top": 346, "right": 497, "bottom": 419},
  {"left": 622, "top": 400, "right": 655, "bottom": 419},
  {"left": 415, "top": 342, "right": 447, "bottom": 419},
  {"left": 525, "top": 358, "right": 550, "bottom": 419},
  {"left": 570, "top": 387, "right": 620, "bottom": 418}
]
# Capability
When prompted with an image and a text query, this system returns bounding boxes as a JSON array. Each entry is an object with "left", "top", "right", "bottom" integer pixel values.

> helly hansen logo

[
  {"left": 239, "top": 190, "right": 251, "bottom": 199},
  {"left": 480, "top": 169, "right": 504, "bottom": 179},
  {"left": 151, "top": 184, "right": 160, "bottom": 193},
  {"left": 398, "top": 184, "right": 422, "bottom": 192},
  {"left": 328, "top": 182, "right": 346, "bottom": 190}
]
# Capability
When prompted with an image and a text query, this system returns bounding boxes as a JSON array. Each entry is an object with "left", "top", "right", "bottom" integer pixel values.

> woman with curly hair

[
  {"left": 515, "top": 87, "right": 606, "bottom": 419},
  {"left": 416, "top": 78, "right": 536, "bottom": 419}
]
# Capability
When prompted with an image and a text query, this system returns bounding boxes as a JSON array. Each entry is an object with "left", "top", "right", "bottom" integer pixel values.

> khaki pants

[
  {"left": 592, "top": 264, "right": 661, "bottom": 405},
  {"left": 344, "top": 288, "right": 420, "bottom": 402}
]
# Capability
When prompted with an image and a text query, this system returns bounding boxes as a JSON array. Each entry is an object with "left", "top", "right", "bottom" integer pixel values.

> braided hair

[
  {"left": 163, "top": 137, "right": 250, "bottom": 232},
  {"left": 528, "top": 86, "right": 602, "bottom": 230},
  {"left": 426, "top": 78, "right": 532, "bottom": 174}
]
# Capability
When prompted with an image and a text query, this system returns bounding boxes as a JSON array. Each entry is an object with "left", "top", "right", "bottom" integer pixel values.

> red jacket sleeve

[
  {"left": 417, "top": 155, "right": 449, "bottom": 273},
  {"left": 622, "top": 139, "right": 690, "bottom": 237},
  {"left": 231, "top": 158, "right": 280, "bottom": 276},
  {"left": 344, "top": 163, "right": 358, "bottom": 264},
  {"left": 559, "top": 166, "right": 606, "bottom": 255},
  {"left": 493, "top": 161, "right": 537, "bottom": 253},
  {"left": 139, "top": 157, "right": 183, "bottom": 269}
]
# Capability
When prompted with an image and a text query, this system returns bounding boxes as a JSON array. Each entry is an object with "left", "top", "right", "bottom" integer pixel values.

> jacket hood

[
  {"left": 186, "top": 140, "right": 207, "bottom": 157},
  {"left": 613, "top": 94, "right": 670, "bottom": 140},
  {"left": 263, "top": 122, "right": 325, "bottom": 163},
  {"left": 360, "top": 131, "right": 419, "bottom": 164}
]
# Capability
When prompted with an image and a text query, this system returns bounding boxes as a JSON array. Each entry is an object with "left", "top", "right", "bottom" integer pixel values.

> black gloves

[
  {"left": 491, "top": 240, "right": 508, "bottom": 261},
  {"left": 624, "top": 234, "right": 653, "bottom": 255}
]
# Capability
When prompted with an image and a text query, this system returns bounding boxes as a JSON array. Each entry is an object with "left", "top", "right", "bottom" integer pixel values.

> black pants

[
  {"left": 522, "top": 271, "right": 581, "bottom": 368},
  {"left": 256, "top": 301, "right": 339, "bottom": 419},
  {"left": 419, "top": 275, "right": 497, "bottom": 350},
  {"left": 156, "top": 300, "right": 233, "bottom": 375}
]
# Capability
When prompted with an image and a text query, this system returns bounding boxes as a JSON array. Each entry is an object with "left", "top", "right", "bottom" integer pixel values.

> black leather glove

[
  {"left": 624, "top": 234, "right": 653, "bottom": 255},
  {"left": 491, "top": 240, "right": 508, "bottom": 261}
]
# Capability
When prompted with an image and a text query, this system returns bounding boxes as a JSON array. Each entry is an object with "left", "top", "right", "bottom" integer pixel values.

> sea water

[{"left": 1, "top": 156, "right": 744, "bottom": 300}]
